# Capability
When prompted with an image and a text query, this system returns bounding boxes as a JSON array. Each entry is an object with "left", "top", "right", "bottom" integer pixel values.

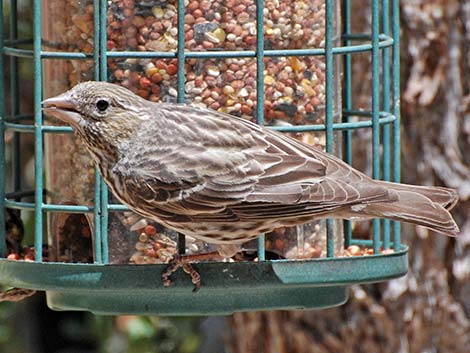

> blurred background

[{"left": 1, "top": 0, "right": 469, "bottom": 352}]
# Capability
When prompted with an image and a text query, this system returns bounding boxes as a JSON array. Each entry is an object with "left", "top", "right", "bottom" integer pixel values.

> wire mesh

[{"left": 1, "top": 0, "right": 401, "bottom": 263}]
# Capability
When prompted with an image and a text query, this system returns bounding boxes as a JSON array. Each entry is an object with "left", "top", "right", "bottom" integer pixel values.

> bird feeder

[{"left": 0, "top": 0, "right": 407, "bottom": 315}]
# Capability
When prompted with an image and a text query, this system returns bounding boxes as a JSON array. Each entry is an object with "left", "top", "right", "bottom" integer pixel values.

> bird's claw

[{"left": 162, "top": 254, "right": 201, "bottom": 292}]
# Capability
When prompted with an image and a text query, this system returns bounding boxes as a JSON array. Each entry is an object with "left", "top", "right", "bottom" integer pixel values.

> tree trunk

[{"left": 226, "top": 1, "right": 470, "bottom": 352}]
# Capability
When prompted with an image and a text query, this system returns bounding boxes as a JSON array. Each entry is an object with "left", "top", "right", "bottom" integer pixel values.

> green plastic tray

[{"left": 0, "top": 247, "right": 408, "bottom": 315}]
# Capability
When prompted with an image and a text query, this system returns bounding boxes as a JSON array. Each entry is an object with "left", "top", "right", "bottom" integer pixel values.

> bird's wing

[{"left": 114, "top": 104, "right": 392, "bottom": 220}]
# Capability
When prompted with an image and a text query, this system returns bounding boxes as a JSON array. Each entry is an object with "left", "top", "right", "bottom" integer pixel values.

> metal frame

[{"left": 0, "top": 0, "right": 405, "bottom": 314}]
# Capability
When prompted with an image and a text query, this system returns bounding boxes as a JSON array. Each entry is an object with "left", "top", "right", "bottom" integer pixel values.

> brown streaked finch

[{"left": 42, "top": 82, "right": 459, "bottom": 288}]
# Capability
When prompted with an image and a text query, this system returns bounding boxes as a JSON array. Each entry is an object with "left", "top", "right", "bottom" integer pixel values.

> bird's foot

[
  {"left": 161, "top": 252, "right": 224, "bottom": 292},
  {"left": 162, "top": 254, "right": 201, "bottom": 292}
]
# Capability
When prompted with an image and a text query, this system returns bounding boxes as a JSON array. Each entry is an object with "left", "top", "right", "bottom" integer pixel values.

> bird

[{"left": 42, "top": 81, "right": 459, "bottom": 288}]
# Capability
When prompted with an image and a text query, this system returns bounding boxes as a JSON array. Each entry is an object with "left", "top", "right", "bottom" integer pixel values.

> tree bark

[{"left": 226, "top": 1, "right": 470, "bottom": 352}]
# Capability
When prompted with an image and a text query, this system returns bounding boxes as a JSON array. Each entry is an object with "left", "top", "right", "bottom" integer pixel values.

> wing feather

[{"left": 112, "top": 103, "right": 395, "bottom": 223}]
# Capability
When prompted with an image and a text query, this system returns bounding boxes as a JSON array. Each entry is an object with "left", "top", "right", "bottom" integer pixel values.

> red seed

[
  {"left": 144, "top": 248, "right": 157, "bottom": 257},
  {"left": 132, "top": 16, "right": 145, "bottom": 27},
  {"left": 266, "top": 109, "right": 275, "bottom": 120},
  {"left": 155, "top": 61, "right": 167, "bottom": 70},
  {"left": 24, "top": 251, "right": 35, "bottom": 261},
  {"left": 151, "top": 84, "right": 161, "bottom": 95},
  {"left": 202, "top": 41, "right": 214, "bottom": 49},
  {"left": 210, "top": 102, "right": 220, "bottom": 110},
  {"left": 184, "top": 31, "right": 193, "bottom": 42},
  {"left": 241, "top": 105, "right": 251, "bottom": 115},
  {"left": 233, "top": 4, "right": 245, "bottom": 14},
  {"left": 151, "top": 73, "right": 163, "bottom": 83},
  {"left": 166, "top": 64, "right": 177, "bottom": 75},
  {"left": 139, "top": 76, "right": 151, "bottom": 88},
  {"left": 184, "top": 14, "right": 195, "bottom": 24},
  {"left": 137, "top": 89, "right": 149, "bottom": 99},
  {"left": 200, "top": 0, "right": 211, "bottom": 11},
  {"left": 188, "top": 1, "right": 199, "bottom": 11},
  {"left": 244, "top": 35, "right": 256, "bottom": 46},
  {"left": 144, "top": 225, "right": 157, "bottom": 236},
  {"left": 7, "top": 253, "right": 20, "bottom": 260}
]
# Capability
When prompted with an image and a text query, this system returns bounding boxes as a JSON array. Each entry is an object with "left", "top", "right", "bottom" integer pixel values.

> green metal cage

[{"left": 0, "top": 0, "right": 407, "bottom": 315}]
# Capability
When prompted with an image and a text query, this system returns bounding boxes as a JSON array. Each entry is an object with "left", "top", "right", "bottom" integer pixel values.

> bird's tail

[{"left": 360, "top": 182, "right": 460, "bottom": 237}]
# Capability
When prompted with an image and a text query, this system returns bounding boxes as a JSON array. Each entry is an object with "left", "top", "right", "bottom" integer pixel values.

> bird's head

[{"left": 42, "top": 81, "right": 151, "bottom": 158}]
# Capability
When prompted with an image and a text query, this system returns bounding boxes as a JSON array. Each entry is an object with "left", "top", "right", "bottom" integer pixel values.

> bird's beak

[{"left": 41, "top": 93, "right": 82, "bottom": 127}]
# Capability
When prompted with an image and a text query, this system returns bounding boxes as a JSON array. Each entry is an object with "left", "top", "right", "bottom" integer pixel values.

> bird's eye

[{"left": 96, "top": 99, "right": 109, "bottom": 112}]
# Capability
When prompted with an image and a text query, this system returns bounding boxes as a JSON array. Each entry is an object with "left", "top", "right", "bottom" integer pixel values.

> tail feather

[
  {"left": 378, "top": 181, "right": 459, "bottom": 210},
  {"left": 361, "top": 183, "right": 460, "bottom": 237}
]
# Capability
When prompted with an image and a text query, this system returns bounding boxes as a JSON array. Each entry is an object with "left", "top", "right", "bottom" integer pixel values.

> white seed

[
  {"left": 207, "top": 66, "right": 220, "bottom": 77},
  {"left": 138, "top": 233, "right": 149, "bottom": 243},
  {"left": 142, "top": 256, "right": 159, "bottom": 264},
  {"left": 168, "top": 87, "right": 178, "bottom": 97},
  {"left": 238, "top": 87, "right": 249, "bottom": 97},
  {"left": 223, "top": 85, "right": 235, "bottom": 95},
  {"left": 135, "top": 242, "right": 147, "bottom": 251},
  {"left": 210, "top": 91, "right": 220, "bottom": 100},
  {"left": 169, "top": 27, "right": 178, "bottom": 37},
  {"left": 152, "top": 6, "right": 164, "bottom": 19},
  {"left": 130, "top": 218, "right": 148, "bottom": 232},
  {"left": 185, "top": 235, "right": 196, "bottom": 244},
  {"left": 284, "top": 86, "right": 294, "bottom": 96},
  {"left": 165, "top": 10, "right": 176, "bottom": 19},
  {"left": 130, "top": 253, "right": 145, "bottom": 264}
]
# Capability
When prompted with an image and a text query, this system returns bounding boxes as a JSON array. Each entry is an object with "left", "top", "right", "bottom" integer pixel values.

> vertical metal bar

[
  {"left": 100, "top": 182, "right": 108, "bottom": 264},
  {"left": 99, "top": 0, "right": 107, "bottom": 80},
  {"left": 256, "top": 0, "right": 265, "bottom": 261},
  {"left": 92, "top": 0, "right": 102, "bottom": 264},
  {"left": 0, "top": 0, "right": 6, "bottom": 257},
  {"left": 392, "top": 0, "right": 401, "bottom": 251},
  {"left": 381, "top": 0, "right": 391, "bottom": 249},
  {"left": 371, "top": 0, "right": 381, "bottom": 254},
  {"left": 93, "top": 171, "right": 102, "bottom": 263},
  {"left": 176, "top": 0, "right": 186, "bottom": 254},
  {"left": 255, "top": 0, "right": 265, "bottom": 128},
  {"left": 177, "top": 0, "right": 185, "bottom": 102},
  {"left": 325, "top": 0, "right": 334, "bottom": 257},
  {"left": 99, "top": 0, "right": 109, "bottom": 264},
  {"left": 342, "top": 0, "right": 352, "bottom": 248},
  {"left": 10, "top": 0, "right": 21, "bottom": 194},
  {"left": 34, "top": 0, "right": 43, "bottom": 262}
]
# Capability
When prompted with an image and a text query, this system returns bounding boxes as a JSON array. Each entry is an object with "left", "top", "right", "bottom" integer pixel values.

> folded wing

[{"left": 113, "top": 104, "right": 396, "bottom": 223}]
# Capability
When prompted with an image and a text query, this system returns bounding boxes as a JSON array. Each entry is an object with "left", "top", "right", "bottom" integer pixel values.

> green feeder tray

[{"left": 0, "top": 247, "right": 408, "bottom": 315}]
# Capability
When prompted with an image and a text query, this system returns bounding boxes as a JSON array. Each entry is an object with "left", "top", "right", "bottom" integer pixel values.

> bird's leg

[{"left": 161, "top": 252, "right": 225, "bottom": 292}]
